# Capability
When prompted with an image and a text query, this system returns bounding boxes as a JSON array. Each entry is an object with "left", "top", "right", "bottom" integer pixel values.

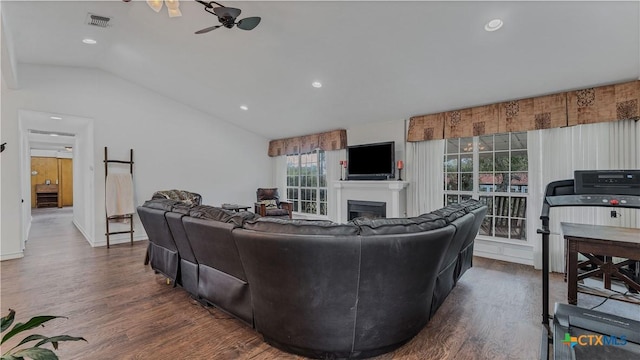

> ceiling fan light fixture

[
  {"left": 312, "top": 81, "right": 322, "bottom": 88},
  {"left": 167, "top": 7, "right": 182, "bottom": 18},
  {"left": 146, "top": 0, "right": 163, "bottom": 13},
  {"left": 165, "top": 0, "right": 180, "bottom": 10}
]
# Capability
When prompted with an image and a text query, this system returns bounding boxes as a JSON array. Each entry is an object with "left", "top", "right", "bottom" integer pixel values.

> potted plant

[{"left": 1, "top": 309, "right": 86, "bottom": 360}]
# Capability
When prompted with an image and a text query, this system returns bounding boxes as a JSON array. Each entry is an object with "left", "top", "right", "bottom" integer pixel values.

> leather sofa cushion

[
  {"left": 352, "top": 216, "right": 447, "bottom": 235},
  {"left": 459, "top": 199, "right": 484, "bottom": 212},
  {"left": 430, "top": 203, "right": 467, "bottom": 223},
  {"left": 243, "top": 217, "right": 359, "bottom": 235},
  {"left": 142, "top": 199, "right": 181, "bottom": 211}
]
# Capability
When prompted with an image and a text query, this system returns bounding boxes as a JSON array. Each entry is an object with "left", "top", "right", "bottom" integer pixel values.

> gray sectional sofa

[{"left": 137, "top": 197, "right": 487, "bottom": 359}]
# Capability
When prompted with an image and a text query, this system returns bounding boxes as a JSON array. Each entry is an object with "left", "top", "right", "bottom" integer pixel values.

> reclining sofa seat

[
  {"left": 182, "top": 205, "right": 257, "bottom": 325},
  {"left": 234, "top": 215, "right": 456, "bottom": 359},
  {"left": 165, "top": 203, "right": 199, "bottom": 296},
  {"left": 137, "top": 199, "right": 184, "bottom": 283},
  {"left": 455, "top": 201, "right": 489, "bottom": 281},
  {"left": 428, "top": 205, "right": 475, "bottom": 318}
]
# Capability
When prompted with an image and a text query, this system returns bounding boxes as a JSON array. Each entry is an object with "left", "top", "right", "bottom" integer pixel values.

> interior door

[{"left": 59, "top": 158, "right": 73, "bottom": 207}]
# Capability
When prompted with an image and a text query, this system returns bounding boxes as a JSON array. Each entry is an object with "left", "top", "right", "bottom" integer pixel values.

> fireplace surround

[{"left": 334, "top": 181, "right": 409, "bottom": 222}]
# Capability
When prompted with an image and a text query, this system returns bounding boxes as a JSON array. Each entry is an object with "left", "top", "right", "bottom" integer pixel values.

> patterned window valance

[
  {"left": 408, "top": 80, "right": 639, "bottom": 142},
  {"left": 268, "top": 129, "right": 347, "bottom": 157}
]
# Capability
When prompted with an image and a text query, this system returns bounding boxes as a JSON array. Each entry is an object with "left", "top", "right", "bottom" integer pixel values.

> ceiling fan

[{"left": 194, "top": 1, "right": 261, "bottom": 34}]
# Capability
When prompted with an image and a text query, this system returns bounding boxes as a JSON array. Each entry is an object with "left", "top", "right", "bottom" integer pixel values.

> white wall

[{"left": 1, "top": 64, "right": 271, "bottom": 257}]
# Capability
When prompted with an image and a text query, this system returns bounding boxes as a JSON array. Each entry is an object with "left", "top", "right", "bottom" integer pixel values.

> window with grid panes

[
  {"left": 286, "top": 150, "right": 327, "bottom": 216},
  {"left": 444, "top": 132, "right": 528, "bottom": 241}
]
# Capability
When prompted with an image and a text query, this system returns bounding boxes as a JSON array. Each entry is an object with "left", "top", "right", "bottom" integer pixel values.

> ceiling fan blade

[
  {"left": 213, "top": 6, "right": 241, "bottom": 19},
  {"left": 195, "top": 25, "right": 222, "bottom": 34},
  {"left": 237, "top": 17, "right": 261, "bottom": 30}
]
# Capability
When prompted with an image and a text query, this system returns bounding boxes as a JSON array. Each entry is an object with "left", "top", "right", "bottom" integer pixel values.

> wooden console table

[
  {"left": 35, "top": 184, "right": 59, "bottom": 208},
  {"left": 561, "top": 222, "right": 640, "bottom": 305}
]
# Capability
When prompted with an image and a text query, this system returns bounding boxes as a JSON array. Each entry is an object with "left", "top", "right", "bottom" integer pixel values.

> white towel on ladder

[{"left": 105, "top": 173, "right": 135, "bottom": 217}]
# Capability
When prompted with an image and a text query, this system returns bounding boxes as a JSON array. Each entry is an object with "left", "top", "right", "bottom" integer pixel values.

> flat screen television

[{"left": 347, "top": 141, "right": 395, "bottom": 180}]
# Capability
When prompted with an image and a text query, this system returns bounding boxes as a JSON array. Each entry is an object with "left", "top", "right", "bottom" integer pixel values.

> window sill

[{"left": 292, "top": 212, "right": 329, "bottom": 221}]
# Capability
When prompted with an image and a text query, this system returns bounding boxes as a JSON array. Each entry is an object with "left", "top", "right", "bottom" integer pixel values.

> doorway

[
  {"left": 19, "top": 110, "right": 95, "bottom": 251},
  {"left": 29, "top": 132, "right": 75, "bottom": 209}
]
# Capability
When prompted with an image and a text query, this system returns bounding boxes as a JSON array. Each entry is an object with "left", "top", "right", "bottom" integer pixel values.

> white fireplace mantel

[{"left": 334, "top": 181, "right": 409, "bottom": 222}]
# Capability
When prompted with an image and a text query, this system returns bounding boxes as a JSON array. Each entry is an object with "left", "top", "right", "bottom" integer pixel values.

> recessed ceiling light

[
  {"left": 82, "top": 38, "right": 97, "bottom": 44},
  {"left": 50, "top": 116, "right": 62, "bottom": 120},
  {"left": 49, "top": 133, "right": 59, "bottom": 137},
  {"left": 484, "top": 19, "right": 503, "bottom": 32},
  {"left": 240, "top": 105, "right": 248, "bottom": 111},
  {"left": 312, "top": 81, "right": 322, "bottom": 88}
]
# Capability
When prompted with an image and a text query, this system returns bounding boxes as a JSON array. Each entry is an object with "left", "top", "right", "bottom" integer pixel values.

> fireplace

[
  {"left": 348, "top": 200, "right": 386, "bottom": 220},
  {"left": 334, "top": 181, "right": 409, "bottom": 222}
]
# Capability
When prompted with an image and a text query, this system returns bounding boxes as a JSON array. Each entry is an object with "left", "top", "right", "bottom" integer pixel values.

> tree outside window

[
  {"left": 444, "top": 132, "right": 528, "bottom": 241},
  {"left": 286, "top": 150, "right": 327, "bottom": 216}
]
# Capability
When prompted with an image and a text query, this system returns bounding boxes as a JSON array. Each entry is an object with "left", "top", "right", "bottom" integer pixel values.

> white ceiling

[{"left": 3, "top": 0, "right": 640, "bottom": 140}]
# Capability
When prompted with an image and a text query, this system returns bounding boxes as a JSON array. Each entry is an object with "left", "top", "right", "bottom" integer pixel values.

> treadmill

[{"left": 539, "top": 170, "right": 640, "bottom": 360}]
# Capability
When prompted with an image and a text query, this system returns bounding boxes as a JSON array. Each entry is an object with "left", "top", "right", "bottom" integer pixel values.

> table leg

[
  {"left": 603, "top": 256, "right": 611, "bottom": 290},
  {"left": 568, "top": 239, "right": 578, "bottom": 305}
]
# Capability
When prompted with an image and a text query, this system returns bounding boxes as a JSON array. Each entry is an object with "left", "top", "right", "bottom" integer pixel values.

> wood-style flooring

[{"left": 1, "top": 207, "right": 637, "bottom": 359}]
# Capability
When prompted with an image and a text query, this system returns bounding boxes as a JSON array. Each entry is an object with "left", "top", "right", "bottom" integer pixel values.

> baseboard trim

[
  {"left": 73, "top": 220, "right": 94, "bottom": 246},
  {"left": 92, "top": 234, "right": 147, "bottom": 248},
  {"left": 473, "top": 238, "right": 534, "bottom": 266},
  {"left": 1, "top": 252, "right": 25, "bottom": 261}
]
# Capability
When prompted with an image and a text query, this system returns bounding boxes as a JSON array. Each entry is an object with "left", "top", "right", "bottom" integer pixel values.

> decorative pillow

[{"left": 259, "top": 199, "right": 278, "bottom": 209}]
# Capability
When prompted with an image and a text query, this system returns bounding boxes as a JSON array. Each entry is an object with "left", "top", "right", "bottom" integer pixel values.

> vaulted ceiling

[{"left": 3, "top": 1, "right": 639, "bottom": 140}]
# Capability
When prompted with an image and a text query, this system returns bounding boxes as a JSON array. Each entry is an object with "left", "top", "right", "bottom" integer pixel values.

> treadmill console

[
  {"left": 575, "top": 170, "right": 640, "bottom": 195},
  {"left": 545, "top": 194, "right": 640, "bottom": 209}
]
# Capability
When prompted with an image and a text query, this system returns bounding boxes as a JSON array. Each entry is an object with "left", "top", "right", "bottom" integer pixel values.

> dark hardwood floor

[{"left": 1, "top": 208, "right": 637, "bottom": 359}]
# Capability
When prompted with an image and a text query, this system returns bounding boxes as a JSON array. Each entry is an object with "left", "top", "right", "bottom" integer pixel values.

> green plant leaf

[
  {"left": 11, "top": 347, "right": 57, "bottom": 360},
  {"left": 1, "top": 309, "right": 16, "bottom": 333},
  {"left": 1, "top": 354, "right": 24, "bottom": 360},
  {"left": 1, "top": 316, "right": 65, "bottom": 345},
  {"left": 34, "top": 335, "right": 86, "bottom": 349},
  {"left": 8, "top": 334, "right": 48, "bottom": 352}
]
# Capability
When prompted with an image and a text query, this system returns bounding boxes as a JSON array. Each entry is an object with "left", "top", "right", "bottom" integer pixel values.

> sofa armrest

[
  {"left": 254, "top": 202, "right": 267, "bottom": 217},
  {"left": 279, "top": 201, "right": 293, "bottom": 219}
]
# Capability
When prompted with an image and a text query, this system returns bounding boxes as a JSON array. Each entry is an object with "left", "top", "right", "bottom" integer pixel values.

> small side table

[
  {"left": 561, "top": 222, "right": 640, "bottom": 305},
  {"left": 221, "top": 204, "right": 251, "bottom": 212}
]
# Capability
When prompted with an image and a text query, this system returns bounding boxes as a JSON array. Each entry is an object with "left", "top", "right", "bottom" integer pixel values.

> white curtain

[
  {"left": 271, "top": 155, "right": 287, "bottom": 195},
  {"left": 326, "top": 149, "right": 346, "bottom": 221},
  {"left": 407, "top": 139, "right": 445, "bottom": 216},
  {"left": 528, "top": 120, "right": 639, "bottom": 271}
]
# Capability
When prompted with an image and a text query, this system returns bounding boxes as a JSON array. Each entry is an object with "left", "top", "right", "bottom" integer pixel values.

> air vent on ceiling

[{"left": 87, "top": 13, "right": 111, "bottom": 28}]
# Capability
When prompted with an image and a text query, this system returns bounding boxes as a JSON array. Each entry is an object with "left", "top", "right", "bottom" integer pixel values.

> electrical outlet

[{"left": 611, "top": 210, "right": 617, "bottom": 218}]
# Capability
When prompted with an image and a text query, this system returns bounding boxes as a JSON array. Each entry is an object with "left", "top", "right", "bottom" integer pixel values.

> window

[
  {"left": 286, "top": 150, "right": 327, "bottom": 216},
  {"left": 444, "top": 132, "right": 528, "bottom": 241}
]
